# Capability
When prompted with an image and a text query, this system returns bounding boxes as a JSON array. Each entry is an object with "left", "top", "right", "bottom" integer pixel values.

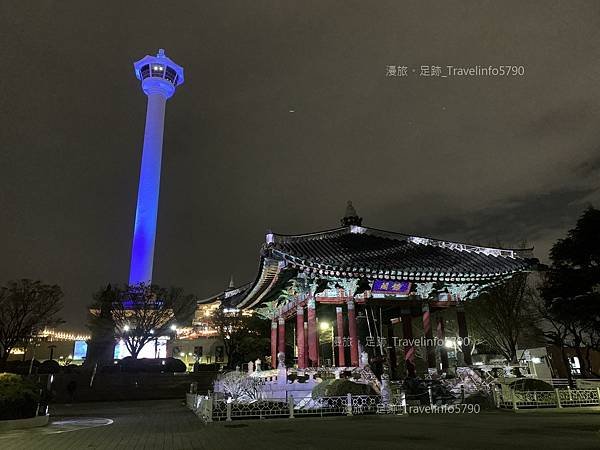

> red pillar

[
  {"left": 270, "top": 320, "right": 277, "bottom": 368},
  {"left": 347, "top": 299, "right": 359, "bottom": 366},
  {"left": 307, "top": 297, "right": 318, "bottom": 367},
  {"left": 437, "top": 316, "right": 449, "bottom": 371},
  {"left": 277, "top": 317, "right": 285, "bottom": 364},
  {"left": 303, "top": 321, "right": 308, "bottom": 367},
  {"left": 386, "top": 322, "right": 397, "bottom": 379},
  {"left": 456, "top": 304, "right": 472, "bottom": 365},
  {"left": 401, "top": 310, "right": 416, "bottom": 377},
  {"left": 296, "top": 307, "right": 305, "bottom": 369},
  {"left": 422, "top": 303, "right": 437, "bottom": 369},
  {"left": 336, "top": 306, "right": 345, "bottom": 367}
]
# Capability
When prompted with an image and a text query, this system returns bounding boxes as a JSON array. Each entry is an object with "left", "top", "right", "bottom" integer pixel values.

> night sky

[{"left": 2, "top": 1, "right": 600, "bottom": 330}]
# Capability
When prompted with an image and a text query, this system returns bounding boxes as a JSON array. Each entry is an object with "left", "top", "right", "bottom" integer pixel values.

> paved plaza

[{"left": 1, "top": 400, "right": 599, "bottom": 449}]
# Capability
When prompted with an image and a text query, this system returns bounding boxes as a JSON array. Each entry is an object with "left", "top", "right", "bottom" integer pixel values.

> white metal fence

[
  {"left": 186, "top": 393, "right": 393, "bottom": 422},
  {"left": 495, "top": 387, "right": 600, "bottom": 409},
  {"left": 186, "top": 386, "right": 600, "bottom": 420}
]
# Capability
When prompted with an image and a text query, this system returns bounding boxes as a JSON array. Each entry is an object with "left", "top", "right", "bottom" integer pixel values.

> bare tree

[
  {"left": 465, "top": 274, "right": 541, "bottom": 363},
  {"left": 106, "top": 284, "right": 196, "bottom": 359},
  {"left": 212, "top": 308, "right": 270, "bottom": 369},
  {"left": 535, "top": 297, "right": 573, "bottom": 385},
  {"left": 0, "top": 279, "right": 63, "bottom": 367}
]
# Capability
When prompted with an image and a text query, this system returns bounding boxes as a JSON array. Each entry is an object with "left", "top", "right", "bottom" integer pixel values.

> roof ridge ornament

[
  {"left": 266, "top": 229, "right": 274, "bottom": 244},
  {"left": 341, "top": 200, "right": 363, "bottom": 227},
  {"left": 407, "top": 236, "right": 516, "bottom": 258}
]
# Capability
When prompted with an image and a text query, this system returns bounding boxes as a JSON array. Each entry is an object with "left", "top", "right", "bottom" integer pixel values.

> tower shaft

[
  {"left": 129, "top": 93, "right": 167, "bottom": 285},
  {"left": 129, "top": 49, "right": 184, "bottom": 286}
]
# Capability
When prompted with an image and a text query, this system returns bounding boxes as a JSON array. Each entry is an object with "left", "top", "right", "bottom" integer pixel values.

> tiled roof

[
  {"left": 229, "top": 225, "right": 537, "bottom": 309},
  {"left": 266, "top": 226, "right": 534, "bottom": 283}
]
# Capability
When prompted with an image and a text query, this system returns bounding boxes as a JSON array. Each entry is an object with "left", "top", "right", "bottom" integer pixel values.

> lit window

[{"left": 151, "top": 65, "right": 165, "bottom": 77}]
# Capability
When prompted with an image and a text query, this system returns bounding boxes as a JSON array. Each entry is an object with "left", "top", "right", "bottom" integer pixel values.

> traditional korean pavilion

[{"left": 219, "top": 202, "right": 537, "bottom": 377}]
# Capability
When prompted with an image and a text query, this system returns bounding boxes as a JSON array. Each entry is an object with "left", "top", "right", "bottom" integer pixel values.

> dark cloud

[
  {"left": 576, "top": 153, "right": 600, "bottom": 177},
  {"left": 2, "top": 1, "right": 600, "bottom": 330}
]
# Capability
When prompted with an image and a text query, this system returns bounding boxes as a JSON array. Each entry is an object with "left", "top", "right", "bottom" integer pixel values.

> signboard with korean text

[{"left": 371, "top": 280, "right": 411, "bottom": 295}]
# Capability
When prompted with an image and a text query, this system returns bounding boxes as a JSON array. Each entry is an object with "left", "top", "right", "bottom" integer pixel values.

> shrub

[
  {"left": 194, "top": 363, "right": 220, "bottom": 372},
  {"left": 99, "top": 363, "right": 119, "bottom": 374},
  {"left": 509, "top": 378, "right": 553, "bottom": 392},
  {"left": 0, "top": 373, "right": 41, "bottom": 420},
  {"left": 463, "top": 392, "right": 494, "bottom": 408},
  {"left": 64, "top": 364, "right": 82, "bottom": 374},
  {"left": 118, "top": 357, "right": 186, "bottom": 373},
  {"left": 2, "top": 360, "right": 40, "bottom": 375},
  {"left": 216, "top": 371, "right": 263, "bottom": 401},
  {"left": 165, "top": 358, "right": 186, "bottom": 373},
  {"left": 38, "top": 360, "right": 60, "bottom": 374},
  {"left": 311, "top": 379, "right": 373, "bottom": 399}
]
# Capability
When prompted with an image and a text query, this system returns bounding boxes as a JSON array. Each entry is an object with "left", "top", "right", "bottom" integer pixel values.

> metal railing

[
  {"left": 495, "top": 387, "right": 600, "bottom": 410},
  {"left": 186, "top": 393, "right": 391, "bottom": 422}
]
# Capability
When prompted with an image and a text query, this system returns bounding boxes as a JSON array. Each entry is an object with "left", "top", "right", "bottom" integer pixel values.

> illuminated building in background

[{"left": 129, "top": 49, "right": 184, "bottom": 285}]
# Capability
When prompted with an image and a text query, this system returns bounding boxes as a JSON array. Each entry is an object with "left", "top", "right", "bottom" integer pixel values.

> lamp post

[{"left": 48, "top": 344, "right": 56, "bottom": 361}]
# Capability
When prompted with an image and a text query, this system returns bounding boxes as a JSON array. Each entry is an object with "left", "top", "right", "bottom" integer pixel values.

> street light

[{"left": 123, "top": 325, "right": 130, "bottom": 332}]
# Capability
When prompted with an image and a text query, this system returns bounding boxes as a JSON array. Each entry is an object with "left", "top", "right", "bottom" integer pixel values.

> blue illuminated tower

[{"left": 129, "top": 49, "right": 184, "bottom": 285}]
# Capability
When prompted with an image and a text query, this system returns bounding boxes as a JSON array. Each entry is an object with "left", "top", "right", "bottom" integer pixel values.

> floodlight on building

[{"left": 319, "top": 321, "right": 330, "bottom": 331}]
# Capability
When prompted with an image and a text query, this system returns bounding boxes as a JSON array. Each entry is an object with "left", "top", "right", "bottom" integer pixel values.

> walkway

[{"left": 1, "top": 400, "right": 599, "bottom": 449}]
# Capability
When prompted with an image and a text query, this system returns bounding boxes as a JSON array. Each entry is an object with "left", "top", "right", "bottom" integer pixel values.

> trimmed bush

[
  {"left": 311, "top": 378, "right": 374, "bottom": 399},
  {"left": 463, "top": 392, "right": 494, "bottom": 408},
  {"left": 2, "top": 360, "right": 40, "bottom": 375},
  {"left": 0, "top": 373, "right": 41, "bottom": 420},
  {"left": 38, "top": 360, "right": 60, "bottom": 374},
  {"left": 165, "top": 358, "right": 186, "bottom": 373},
  {"left": 194, "top": 363, "right": 220, "bottom": 373},
  {"left": 118, "top": 357, "right": 187, "bottom": 373},
  {"left": 509, "top": 378, "right": 553, "bottom": 392}
]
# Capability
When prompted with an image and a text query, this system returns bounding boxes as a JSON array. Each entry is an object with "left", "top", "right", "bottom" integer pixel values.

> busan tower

[{"left": 129, "top": 49, "right": 184, "bottom": 285}]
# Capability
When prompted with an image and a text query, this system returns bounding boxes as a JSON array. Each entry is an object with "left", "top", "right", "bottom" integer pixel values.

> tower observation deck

[{"left": 129, "top": 49, "right": 184, "bottom": 285}]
